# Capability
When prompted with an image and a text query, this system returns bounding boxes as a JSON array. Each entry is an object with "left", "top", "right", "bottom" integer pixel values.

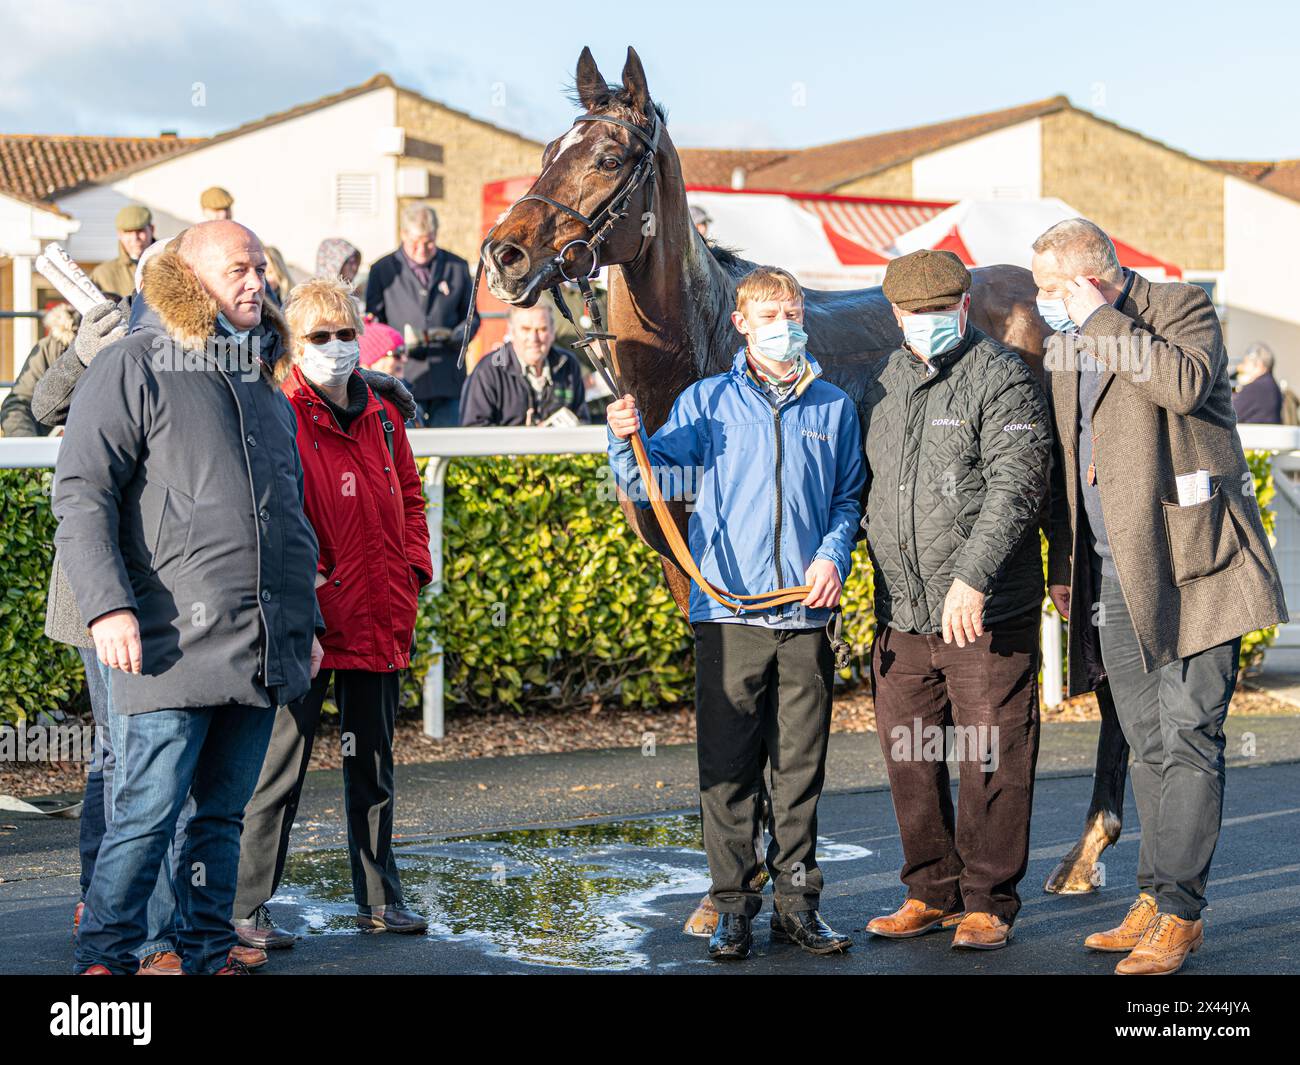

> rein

[{"left": 461, "top": 109, "right": 820, "bottom": 618}]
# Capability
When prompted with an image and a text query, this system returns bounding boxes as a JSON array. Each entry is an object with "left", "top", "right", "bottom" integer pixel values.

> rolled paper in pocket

[{"left": 1161, "top": 486, "right": 1242, "bottom": 586}]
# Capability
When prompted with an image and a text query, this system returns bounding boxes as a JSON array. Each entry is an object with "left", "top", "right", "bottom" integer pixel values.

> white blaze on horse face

[{"left": 539, "top": 124, "right": 591, "bottom": 180}]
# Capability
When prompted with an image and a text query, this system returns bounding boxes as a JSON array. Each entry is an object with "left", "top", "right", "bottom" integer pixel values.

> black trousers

[
  {"left": 233, "top": 669, "right": 404, "bottom": 916},
  {"left": 693, "top": 622, "right": 834, "bottom": 918},
  {"left": 1097, "top": 573, "right": 1239, "bottom": 920}
]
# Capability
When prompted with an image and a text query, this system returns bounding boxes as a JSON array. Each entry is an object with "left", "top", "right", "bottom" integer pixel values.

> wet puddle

[{"left": 276, "top": 813, "right": 869, "bottom": 970}]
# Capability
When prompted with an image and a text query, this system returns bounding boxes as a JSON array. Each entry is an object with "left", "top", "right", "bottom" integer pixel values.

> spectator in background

[
  {"left": 316, "top": 238, "right": 361, "bottom": 287},
  {"left": 1, "top": 304, "right": 77, "bottom": 437},
  {"left": 1232, "top": 343, "right": 1284, "bottom": 424},
  {"left": 91, "top": 206, "right": 154, "bottom": 300},
  {"left": 365, "top": 204, "right": 478, "bottom": 427},
  {"left": 358, "top": 315, "right": 406, "bottom": 379},
  {"left": 263, "top": 246, "right": 293, "bottom": 309},
  {"left": 200, "top": 186, "right": 234, "bottom": 220},
  {"left": 232, "top": 279, "right": 431, "bottom": 952},
  {"left": 690, "top": 204, "right": 712, "bottom": 239},
  {"left": 461, "top": 304, "right": 589, "bottom": 427}
]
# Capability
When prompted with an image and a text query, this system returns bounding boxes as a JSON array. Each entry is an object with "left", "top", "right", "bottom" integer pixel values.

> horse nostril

[{"left": 495, "top": 242, "right": 525, "bottom": 271}]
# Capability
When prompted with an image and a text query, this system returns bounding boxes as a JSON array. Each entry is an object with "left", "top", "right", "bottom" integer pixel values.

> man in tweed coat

[{"left": 1035, "top": 219, "right": 1287, "bottom": 975}]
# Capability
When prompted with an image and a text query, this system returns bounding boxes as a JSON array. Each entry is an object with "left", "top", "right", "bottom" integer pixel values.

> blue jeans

[{"left": 75, "top": 704, "right": 274, "bottom": 974}]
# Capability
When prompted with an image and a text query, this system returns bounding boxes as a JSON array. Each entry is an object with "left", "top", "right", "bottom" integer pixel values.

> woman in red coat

[{"left": 232, "top": 279, "right": 432, "bottom": 949}]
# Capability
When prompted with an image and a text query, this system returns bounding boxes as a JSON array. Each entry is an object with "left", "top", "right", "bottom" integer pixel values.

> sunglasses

[{"left": 303, "top": 328, "right": 357, "bottom": 345}]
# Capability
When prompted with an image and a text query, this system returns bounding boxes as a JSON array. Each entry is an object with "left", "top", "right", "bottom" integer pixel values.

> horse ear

[
  {"left": 621, "top": 47, "right": 650, "bottom": 116},
  {"left": 576, "top": 46, "right": 609, "bottom": 111}
]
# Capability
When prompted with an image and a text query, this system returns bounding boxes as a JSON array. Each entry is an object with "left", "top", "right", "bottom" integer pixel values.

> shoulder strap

[{"left": 365, "top": 384, "right": 396, "bottom": 461}]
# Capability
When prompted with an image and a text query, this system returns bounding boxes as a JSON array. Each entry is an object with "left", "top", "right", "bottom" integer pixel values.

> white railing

[{"left": 4, "top": 423, "right": 1297, "bottom": 735}]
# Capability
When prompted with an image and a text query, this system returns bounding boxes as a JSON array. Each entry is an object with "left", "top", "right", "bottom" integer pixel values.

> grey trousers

[
  {"left": 693, "top": 622, "right": 834, "bottom": 918},
  {"left": 1097, "top": 573, "right": 1240, "bottom": 920}
]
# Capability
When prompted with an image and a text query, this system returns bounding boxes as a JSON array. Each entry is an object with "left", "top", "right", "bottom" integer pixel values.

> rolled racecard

[{"left": 35, "top": 243, "right": 106, "bottom": 315}]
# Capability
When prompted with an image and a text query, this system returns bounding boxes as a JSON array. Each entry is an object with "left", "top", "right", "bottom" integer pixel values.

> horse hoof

[
  {"left": 1044, "top": 859, "right": 1100, "bottom": 895},
  {"left": 683, "top": 894, "right": 718, "bottom": 937}
]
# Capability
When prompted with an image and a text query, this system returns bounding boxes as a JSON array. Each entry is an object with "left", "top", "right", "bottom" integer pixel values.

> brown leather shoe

[
  {"left": 1085, "top": 893, "right": 1158, "bottom": 952},
  {"left": 137, "top": 950, "right": 184, "bottom": 975},
  {"left": 866, "top": 898, "right": 964, "bottom": 939},
  {"left": 951, "top": 911, "right": 1013, "bottom": 950},
  {"left": 1115, "top": 913, "right": 1204, "bottom": 975},
  {"left": 229, "top": 944, "right": 269, "bottom": 970}
]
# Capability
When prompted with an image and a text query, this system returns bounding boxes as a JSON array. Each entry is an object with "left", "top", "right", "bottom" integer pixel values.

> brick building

[
  {"left": 0, "top": 75, "right": 542, "bottom": 383},
  {"left": 681, "top": 96, "right": 1300, "bottom": 377}
]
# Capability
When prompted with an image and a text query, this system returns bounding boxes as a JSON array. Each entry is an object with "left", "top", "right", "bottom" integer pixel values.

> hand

[
  {"left": 90, "top": 609, "right": 141, "bottom": 673},
  {"left": 1063, "top": 276, "right": 1107, "bottom": 327},
  {"left": 74, "top": 300, "right": 127, "bottom": 366},
  {"left": 942, "top": 578, "right": 986, "bottom": 647},
  {"left": 606, "top": 393, "right": 641, "bottom": 439},
  {"left": 310, "top": 636, "right": 324, "bottom": 679},
  {"left": 428, "top": 327, "right": 453, "bottom": 344},
  {"left": 802, "top": 559, "right": 843, "bottom": 609},
  {"left": 1048, "top": 583, "right": 1070, "bottom": 620},
  {"left": 357, "top": 367, "right": 416, "bottom": 422}
]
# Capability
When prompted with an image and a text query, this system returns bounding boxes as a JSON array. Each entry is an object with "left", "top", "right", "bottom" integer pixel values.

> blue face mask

[
  {"left": 752, "top": 320, "right": 808, "bottom": 363},
  {"left": 902, "top": 305, "right": 965, "bottom": 359},
  {"left": 1036, "top": 297, "right": 1077, "bottom": 334}
]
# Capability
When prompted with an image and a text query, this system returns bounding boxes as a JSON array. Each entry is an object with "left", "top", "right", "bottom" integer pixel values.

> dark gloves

[
  {"left": 358, "top": 367, "right": 416, "bottom": 422},
  {"left": 74, "top": 300, "right": 127, "bottom": 366}
]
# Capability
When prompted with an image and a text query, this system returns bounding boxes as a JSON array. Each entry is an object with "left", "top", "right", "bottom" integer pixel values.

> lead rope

[{"left": 554, "top": 282, "right": 813, "bottom": 615}]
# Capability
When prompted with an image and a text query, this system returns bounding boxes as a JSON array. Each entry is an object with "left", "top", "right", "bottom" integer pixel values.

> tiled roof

[
  {"left": 678, "top": 147, "right": 792, "bottom": 188},
  {"left": 0, "top": 133, "right": 201, "bottom": 203},
  {"left": 737, "top": 96, "right": 1073, "bottom": 192},
  {"left": 1210, "top": 159, "right": 1300, "bottom": 203}
]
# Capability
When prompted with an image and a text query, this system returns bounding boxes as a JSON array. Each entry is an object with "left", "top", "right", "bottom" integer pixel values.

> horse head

[{"left": 483, "top": 46, "right": 669, "bottom": 307}]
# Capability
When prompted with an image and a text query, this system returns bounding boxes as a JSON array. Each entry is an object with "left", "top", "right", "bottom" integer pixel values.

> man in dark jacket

[
  {"left": 461, "top": 303, "right": 590, "bottom": 426},
  {"left": 860, "top": 250, "right": 1051, "bottom": 952},
  {"left": 55, "top": 220, "right": 324, "bottom": 976},
  {"left": 1232, "top": 342, "right": 1284, "bottom": 424},
  {"left": 365, "top": 204, "right": 478, "bottom": 426},
  {"left": 0, "top": 305, "right": 77, "bottom": 437}
]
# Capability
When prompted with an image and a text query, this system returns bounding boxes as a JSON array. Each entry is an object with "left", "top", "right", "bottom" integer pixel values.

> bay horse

[{"left": 480, "top": 45, "right": 1129, "bottom": 926}]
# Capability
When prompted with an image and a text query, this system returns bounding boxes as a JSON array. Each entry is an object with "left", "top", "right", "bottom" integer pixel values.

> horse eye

[{"left": 599, "top": 156, "right": 621, "bottom": 172}]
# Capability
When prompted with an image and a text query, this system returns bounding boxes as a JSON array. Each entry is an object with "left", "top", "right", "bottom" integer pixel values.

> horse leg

[{"left": 1044, "top": 680, "right": 1129, "bottom": 893}]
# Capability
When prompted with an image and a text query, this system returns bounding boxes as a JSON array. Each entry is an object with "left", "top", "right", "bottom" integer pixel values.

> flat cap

[
  {"left": 200, "top": 186, "right": 234, "bottom": 210},
  {"left": 115, "top": 204, "right": 152, "bottom": 231},
  {"left": 882, "top": 249, "right": 971, "bottom": 311}
]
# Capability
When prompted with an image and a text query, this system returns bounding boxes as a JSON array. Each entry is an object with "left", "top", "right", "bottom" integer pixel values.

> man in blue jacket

[{"left": 607, "top": 266, "right": 865, "bottom": 961}]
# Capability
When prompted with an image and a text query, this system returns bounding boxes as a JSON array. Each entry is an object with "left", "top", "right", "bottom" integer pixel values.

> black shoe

[
  {"left": 356, "top": 904, "right": 429, "bottom": 934},
  {"left": 707, "top": 913, "right": 753, "bottom": 960},
  {"left": 233, "top": 904, "right": 298, "bottom": 950},
  {"left": 771, "top": 910, "right": 853, "bottom": 955}
]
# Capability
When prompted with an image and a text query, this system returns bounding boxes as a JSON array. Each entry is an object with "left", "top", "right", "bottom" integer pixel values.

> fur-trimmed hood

[{"left": 139, "top": 249, "right": 290, "bottom": 377}]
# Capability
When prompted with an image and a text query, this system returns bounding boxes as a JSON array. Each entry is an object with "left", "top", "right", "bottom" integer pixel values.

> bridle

[
  {"left": 457, "top": 109, "right": 661, "bottom": 379},
  {"left": 457, "top": 109, "right": 845, "bottom": 630}
]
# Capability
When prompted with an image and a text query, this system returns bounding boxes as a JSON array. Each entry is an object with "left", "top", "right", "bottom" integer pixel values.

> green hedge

[
  {"left": 0, "top": 451, "right": 1283, "bottom": 725},
  {"left": 0, "top": 470, "right": 83, "bottom": 726}
]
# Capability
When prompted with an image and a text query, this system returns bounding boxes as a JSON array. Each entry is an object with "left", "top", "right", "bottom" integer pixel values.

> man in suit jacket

[
  {"left": 365, "top": 204, "right": 478, "bottom": 426},
  {"left": 1035, "top": 219, "right": 1287, "bottom": 976}
]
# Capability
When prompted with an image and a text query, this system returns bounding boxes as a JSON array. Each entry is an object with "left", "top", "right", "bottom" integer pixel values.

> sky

[{"left": 2, "top": 0, "right": 1296, "bottom": 162}]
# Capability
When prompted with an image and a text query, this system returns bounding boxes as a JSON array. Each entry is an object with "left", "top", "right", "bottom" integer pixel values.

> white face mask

[{"left": 300, "top": 339, "right": 359, "bottom": 388}]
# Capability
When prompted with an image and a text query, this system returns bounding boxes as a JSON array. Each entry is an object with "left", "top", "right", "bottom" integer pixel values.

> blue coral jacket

[{"left": 607, "top": 348, "right": 865, "bottom": 625}]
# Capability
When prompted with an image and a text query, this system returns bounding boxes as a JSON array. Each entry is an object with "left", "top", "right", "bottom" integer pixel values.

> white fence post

[{"left": 422, "top": 455, "right": 448, "bottom": 739}]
